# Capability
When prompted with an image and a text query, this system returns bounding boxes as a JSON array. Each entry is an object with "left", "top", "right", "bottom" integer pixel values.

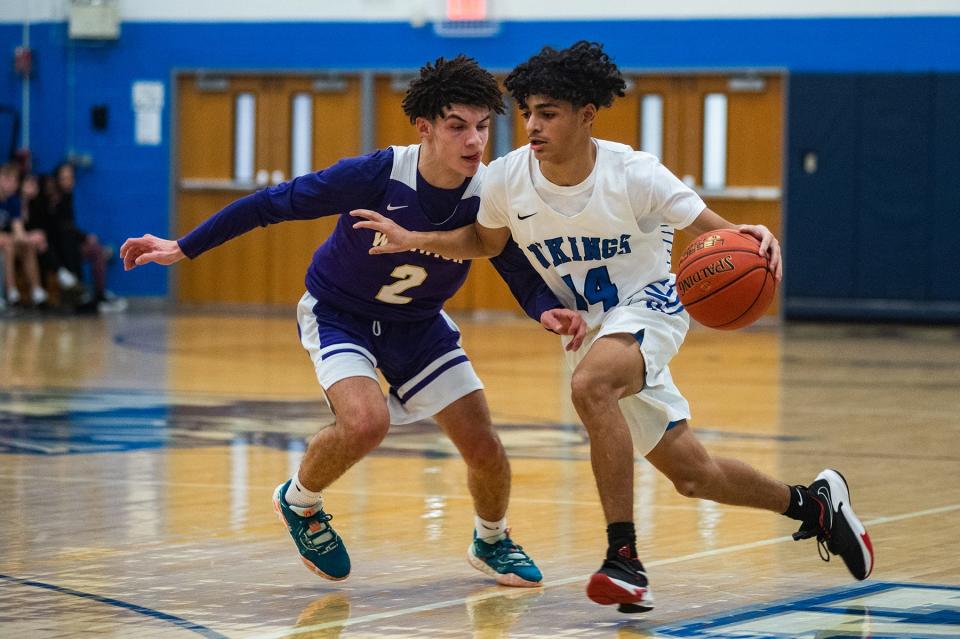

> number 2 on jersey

[
  {"left": 561, "top": 265, "right": 619, "bottom": 311},
  {"left": 375, "top": 264, "right": 428, "bottom": 304}
]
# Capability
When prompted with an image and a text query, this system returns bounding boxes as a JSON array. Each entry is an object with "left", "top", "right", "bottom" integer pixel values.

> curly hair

[
  {"left": 504, "top": 41, "right": 626, "bottom": 111},
  {"left": 402, "top": 55, "right": 504, "bottom": 124}
]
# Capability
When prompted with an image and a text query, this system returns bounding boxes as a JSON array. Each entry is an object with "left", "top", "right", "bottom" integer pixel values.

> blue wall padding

[
  {"left": 785, "top": 75, "right": 860, "bottom": 300},
  {"left": 787, "top": 74, "right": 960, "bottom": 318},
  {"left": 931, "top": 75, "right": 960, "bottom": 302}
]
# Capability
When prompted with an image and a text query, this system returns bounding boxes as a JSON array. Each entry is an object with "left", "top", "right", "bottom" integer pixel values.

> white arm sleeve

[
  {"left": 476, "top": 161, "right": 510, "bottom": 229},
  {"left": 627, "top": 155, "right": 706, "bottom": 230}
]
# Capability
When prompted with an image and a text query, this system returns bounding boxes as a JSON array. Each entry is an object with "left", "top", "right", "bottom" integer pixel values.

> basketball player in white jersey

[{"left": 352, "top": 41, "right": 873, "bottom": 612}]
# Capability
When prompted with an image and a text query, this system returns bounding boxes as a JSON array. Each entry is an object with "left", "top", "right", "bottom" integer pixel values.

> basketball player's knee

[
  {"left": 670, "top": 461, "right": 718, "bottom": 499},
  {"left": 353, "top": 421, "right": 389, "bottom": 453},
  {"left": 462, "top": 432, "right": 506, "bottom": 470},
  {"left": 672, "top": 476, "right": 702, "bottom": 499},
  {"left": 340, "top": 408, "right": 389, "bottom": 453},
  {"left": 570, "top": 371, "right": 614, "bottom": 413}
]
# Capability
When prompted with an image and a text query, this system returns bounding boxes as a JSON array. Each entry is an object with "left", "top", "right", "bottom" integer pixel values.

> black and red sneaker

[
  {"left": 586, "top": 546, "right": 653, "bottom": 613},
  {"left": 793, "top": 469, "right": 874, "bottom": 581}
]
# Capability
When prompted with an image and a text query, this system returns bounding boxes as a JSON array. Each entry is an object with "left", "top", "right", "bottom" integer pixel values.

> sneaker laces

[
  {"left": 488, "top": 532, "right": 534, "bottom": 566},
  {"left": 301, "top": 511, "right": 339, "bottom": 552},
  {"left": 815, "top": 537, "right": 830, "bottom": 563},
  {"left": 792, "top": 498, "right": 831, "bottom": 564},
  {"left": 603, "top": 554, "right": 646, "bottom": 575}
]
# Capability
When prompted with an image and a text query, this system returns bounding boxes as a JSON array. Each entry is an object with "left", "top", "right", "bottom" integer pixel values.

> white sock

[
  {"left": 285, "top": 476, "right": 323, "bottom": 508},
  {"left": 475, "top": 516, "right": 507, "bottom": 544}
]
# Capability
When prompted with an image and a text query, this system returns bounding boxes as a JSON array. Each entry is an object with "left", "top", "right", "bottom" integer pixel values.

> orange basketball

[{"left": 676, "top": 229, "right": 776, "bottom": 330}]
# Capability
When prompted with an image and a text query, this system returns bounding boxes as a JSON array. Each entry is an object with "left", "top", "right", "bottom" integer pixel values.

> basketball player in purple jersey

[{"left": 121, "top": 56, "right": 586, "bottom": 587}]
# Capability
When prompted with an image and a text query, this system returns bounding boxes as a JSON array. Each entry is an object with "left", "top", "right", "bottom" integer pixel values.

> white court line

[
  {"left": 0, "top": 438, "right": 71, "bottom": 454},
  {"left": 255, "top": 502, "right": 960, "bottom": 639}
]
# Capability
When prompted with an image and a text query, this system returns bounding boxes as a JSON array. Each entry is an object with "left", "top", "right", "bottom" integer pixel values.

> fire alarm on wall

[{"left": 14, "top": 46, "right": 32, "bottom": 77}]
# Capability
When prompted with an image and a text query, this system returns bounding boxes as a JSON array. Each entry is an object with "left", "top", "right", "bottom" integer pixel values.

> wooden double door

[{"left": 175, "top": 73, "right": 360, "bottom": 305}]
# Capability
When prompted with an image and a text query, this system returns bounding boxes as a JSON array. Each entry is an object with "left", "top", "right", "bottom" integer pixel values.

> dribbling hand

[{"left": 736, "top": 224, "right": 782, "bottom": 281}]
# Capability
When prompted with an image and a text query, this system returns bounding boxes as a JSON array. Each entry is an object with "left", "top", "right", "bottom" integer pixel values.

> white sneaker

[
  {"left": 31, "top": 287, "right": 48, "bottom": 306},
  {"left": 7, "top": 288, "right": 20, "bottom": 305},
  {"left": 57, "top": 267, "right": 79, "bottom": 289},
  {"left": 98, "top": 295, "right": 128, "bottom": 313}
]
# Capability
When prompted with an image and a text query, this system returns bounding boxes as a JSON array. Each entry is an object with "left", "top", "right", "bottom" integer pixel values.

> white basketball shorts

[{"left": 562, "top": 301, "right": 691, "bottom": 455}]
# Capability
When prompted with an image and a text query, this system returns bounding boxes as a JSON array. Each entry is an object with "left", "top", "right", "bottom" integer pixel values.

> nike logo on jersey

[
  {"left": 517, "top": 211, "right": 538, "bottom": 220},
  {"left": 386, "top": 203, "right": 408, "bottom": 211}
]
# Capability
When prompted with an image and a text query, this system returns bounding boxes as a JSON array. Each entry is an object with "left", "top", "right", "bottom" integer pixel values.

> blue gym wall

[
  {"left": 785, "top": 73, "right": 960, "bottom": 321},
  {"left": 1, "top": 17, "right": 959, "bottom": 301}
]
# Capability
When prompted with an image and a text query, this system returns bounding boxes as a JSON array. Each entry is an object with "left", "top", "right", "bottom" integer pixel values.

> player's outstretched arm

[
  {"left": 350, "top": 209, "right": 510, "bottom": 259},
  {"left": 686, "top": 207, "right": 782, "bottom": 282},
  {"left": 120, "top": 234, "right": 185, "bottom": 270},
  {"left": 540, "top": 308, "right": 587, "bottom": 352}
]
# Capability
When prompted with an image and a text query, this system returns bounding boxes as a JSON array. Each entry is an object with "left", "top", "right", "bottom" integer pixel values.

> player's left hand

[
  {"left": 737, "top": 224, "right": 782, "bottom": 281},
  {"left": 540, "top": 308, "right": 587, "bottom": 352},
  {"left": 350, "top": 209, "right": 418, "bottom": 254},
  {"left": 120, "top": 234, "right": 185, "bottom": 270}
]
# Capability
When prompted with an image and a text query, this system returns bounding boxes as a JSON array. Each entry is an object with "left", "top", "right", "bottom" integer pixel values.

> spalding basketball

[{"left": 676, "top": 229, "right": 776, "bottom": 330}]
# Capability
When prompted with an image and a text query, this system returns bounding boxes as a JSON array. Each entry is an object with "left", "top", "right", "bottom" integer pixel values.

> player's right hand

[
  {"left": 349, "top": 209, "right": 418, "bottom": 254},
  {"left": 736, "top": 223, "right": 782, "bottom": 281},
  {"left": 120, "top": 234, "right": 185, "bottom": 270}
]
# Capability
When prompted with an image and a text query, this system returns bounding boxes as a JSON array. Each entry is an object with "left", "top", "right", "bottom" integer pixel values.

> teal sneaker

[
  {"left": 467, "top": 531, "right": 542, "bottom": 587},
  {"left": 272, "top": 480, "right": 350, "bottom": 580}
]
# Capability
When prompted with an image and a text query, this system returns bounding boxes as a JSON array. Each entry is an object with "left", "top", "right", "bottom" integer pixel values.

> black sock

[
  {"left": 606, "top": 521, "right": 637, "bottom": 559},
  {"left": 782, "top": 485, "right": 820, "bottom": 524}
]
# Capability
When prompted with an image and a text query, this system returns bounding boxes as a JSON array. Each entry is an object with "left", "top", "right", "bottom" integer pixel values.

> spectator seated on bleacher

[
  {"left": 0, "top": 163, "right": 47, "bottom": 311},
  {"left": 45, "top": 162, "right": 126, "bottom": 313}
]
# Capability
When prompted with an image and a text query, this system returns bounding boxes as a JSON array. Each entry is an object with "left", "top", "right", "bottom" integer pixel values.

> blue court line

[
  {"left": 656, "top": 581, "right": 891, "bottom": 635},
  {"left": 653, "top": 581, "right": 960, "bottom": 637},
  {"left": 0, "top": 573, "right": 230, "bottom": 639}
]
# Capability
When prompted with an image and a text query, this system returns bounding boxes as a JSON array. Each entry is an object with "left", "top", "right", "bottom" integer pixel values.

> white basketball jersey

[{"left": 478, "top": 139, "right": 705, "bottom": 328}]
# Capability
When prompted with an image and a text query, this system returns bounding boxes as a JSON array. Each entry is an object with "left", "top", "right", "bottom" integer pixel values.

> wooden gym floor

[{"left": 1, "top": 311, "right": 958, "bottom": 638}]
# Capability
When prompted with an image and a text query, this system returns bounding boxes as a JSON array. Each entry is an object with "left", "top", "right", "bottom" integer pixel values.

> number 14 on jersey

[{"left": 561, "top": 265, "right": 619, "bottom": 312}]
